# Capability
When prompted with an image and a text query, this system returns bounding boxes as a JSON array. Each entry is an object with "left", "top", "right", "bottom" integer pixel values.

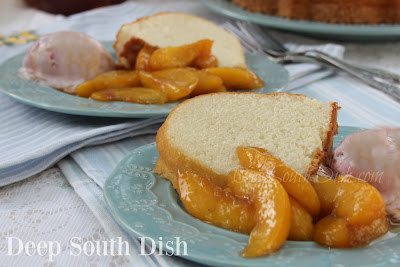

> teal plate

[
  {"left": 104, "top": 126, "right": 400, "bottom": 266},
  {"left": 0, "top": 42, "right": 288, "bottom": 118},
  {"left": 199, "top": 0, "right": 400, "bottom": 41}
]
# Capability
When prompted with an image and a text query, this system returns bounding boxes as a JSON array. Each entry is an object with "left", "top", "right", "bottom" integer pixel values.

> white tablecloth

[{"left": 1, "top": 1, "right": 400, "bottom": 266}]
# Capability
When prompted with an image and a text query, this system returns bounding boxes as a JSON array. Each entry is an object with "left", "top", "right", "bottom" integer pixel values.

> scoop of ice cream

[
  {"left": 331, "top": 128, "right": 400, "bottom": 220},
  {"left": 19, "top": 31, "right": 115, "bottom": 93}
]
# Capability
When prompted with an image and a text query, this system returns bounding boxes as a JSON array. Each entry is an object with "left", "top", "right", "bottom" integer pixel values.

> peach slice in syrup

[
  {"left": 177, "top": 170, "right": 256, "bottom": 234},
  {"left": 309, "top": 175, "right": 338, "bottom": 216},
  {"left": 288, "top": 196, "right": 313, "bottom": 241},
  {"left": 313, "top": 215, "right": 388, "bottom": 248},
  {"left": 75, "top": 70, "right": 141, "bottom": 98},
  {"left": 90, "top": 87, "right": 167, "bottom": 105},
  {"left": 310, "top": 175, "right": 386, "bottom": 225},
  {"left": 206, "top": 68, "right": 263, "bottom": 90},
  {"left": 192, "top": 54, "right": 218, "bottom": 69},
  {"left": 139, "top": 68, "right": 198, "bottom": 102},
  {"left": 190, "top": 71, "right": 226, "bottom": 97},
  {"left": 149, "top": 39, "right": 213, "bottom": 70},
  {"left": 334, "top": 175, "right": 386, "bottom": 225},
  {"left": 135, "top": 44, "right": 158, "bottom": 71},
  {"left": 236, "top": 146, "right": 320, "bottom": 216},
  {"left": 228, "top": 169, "right": 291, "bottom": 258}
]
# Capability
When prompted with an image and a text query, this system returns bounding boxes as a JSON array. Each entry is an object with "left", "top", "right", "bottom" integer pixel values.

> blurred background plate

[{"left": 199, "top": 0, "right": 400, "bottom": 41}]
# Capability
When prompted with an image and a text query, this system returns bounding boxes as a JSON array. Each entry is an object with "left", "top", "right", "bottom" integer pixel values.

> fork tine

[
  {"left": 229, "top": 22, "right": 283, "bottom": 59},
  {"left": 222, "top": 23, "right": 251, "bottom": 52},
  {"left": 238, "top": 39, "right": 256, "bottom": 53},
  {"left": 222, "top": 22, "right": 271, "bottom": 55},
  {"left": 236, "top": 21, "right": 283, "bottom": 51},
  {"left": 236, "top": 21, "right": 287, "bottom": 53},
  {"left": 227, "top": 22, "right": 257, "bottom": 45},
  {"left": 222, "top": 22, "right": 263, "bottom": 54},
  {"left": 222, "top": 21, "right": 333, "bottom": 86}
]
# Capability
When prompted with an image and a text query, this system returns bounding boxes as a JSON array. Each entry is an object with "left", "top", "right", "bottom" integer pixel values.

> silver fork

[
  {"left": 236, "top": 21, "right": 400, "bottom": 82},
  {"left": 222, "top": 22, "right": 328, "bottom": 83},
  {"left": 223, "top": 21, "right": 400, "bottom": 102}
]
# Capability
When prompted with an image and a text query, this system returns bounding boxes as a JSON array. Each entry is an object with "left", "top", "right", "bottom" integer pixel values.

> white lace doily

[{"left": 0, "top": 168, "right": 129, "bottom": 266}]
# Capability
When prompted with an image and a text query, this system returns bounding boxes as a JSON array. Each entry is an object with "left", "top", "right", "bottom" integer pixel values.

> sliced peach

[
  {"left": 313, "top": 216, "right": 351, "bottom": 248},
  {"left": 90, "top": 87, "right": 167, "bottom": 104},
  {"left": 314, "top": 215, "right": 389, "bottom": 248},
  {"left": 309, "top": 175, "right": 338, "bottom": 216},
  {"left": 149, "top": 39, "right": 213, "bottom": 70},
  {"left": 177, "top": 168, "right": 308, "bottom": 246},
  {"left": 139, "top": 68, "right": 198, "bottom": 102},
  {"left": 288, "top": 197, "right": 314, "bottom": 241},
  {"left": 75, "top": 70, "right": 141, "bottom": 98},
  {"left": 237, "top": 146, "right": 320, "bottom": 216},
  {"left": 334, "top": 175, "right": 386, "bottom": 225},
  {"left": 177, "top": 170, "right": 256, "bottom": 234},
  {"left": 192, "top": 54, "right": 218, "bottom": 69},
  {"left": 228, "top": 169, "right": 291, "bottom": 258},
  {"left": 190, "top": 71, "right": 225, "bottom": 97},
  {"left": 347, "top": 215, "right": 388, "bottom": 247},
  {"left": 206, "top": 67, "right": 263, "bottom": 90},
  {"left": 135, "top": 44, "right": 158, "bottom": 71},
  {"left": 310, "top": 175, "right": 386, "bottom": 225}
]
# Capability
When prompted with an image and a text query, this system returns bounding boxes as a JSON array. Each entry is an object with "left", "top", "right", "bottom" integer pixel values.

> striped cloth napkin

[{"left": 0, "top": 94, "right": 164, "bottom": 186}]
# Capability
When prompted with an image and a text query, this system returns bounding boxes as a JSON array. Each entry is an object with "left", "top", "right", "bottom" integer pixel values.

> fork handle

[
  {"left": 281, "top": 52, "right": 400, "bottom": 102},
  {"left": 310, "top": 50, "right": 400, "bottom": 83}
]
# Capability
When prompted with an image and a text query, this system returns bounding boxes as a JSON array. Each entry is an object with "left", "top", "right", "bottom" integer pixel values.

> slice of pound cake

[
  {"left": 114, "top": 12, "right": 246, "bottom": 69},
  {"left": 156, "top": 92, "right": 339, "bottom": 188}
]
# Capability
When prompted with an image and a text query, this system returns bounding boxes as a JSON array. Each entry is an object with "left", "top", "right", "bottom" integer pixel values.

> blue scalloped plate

[
  {"left": 0, "top": 42, "right": 288, "bottom": 118},
  {"left": 103, "top": 126, "right": 400, "bottom": 266},
  {"left": 198, "top": 0, "right": 400, "bottom": 41}
]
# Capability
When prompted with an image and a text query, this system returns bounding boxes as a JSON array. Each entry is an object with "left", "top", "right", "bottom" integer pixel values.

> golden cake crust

[
  {"left": 306, "top": 101, "right": 339, "bottom": 176},
  {"left": 231, "top": 0, "right": 400, "bottom": 24}
]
